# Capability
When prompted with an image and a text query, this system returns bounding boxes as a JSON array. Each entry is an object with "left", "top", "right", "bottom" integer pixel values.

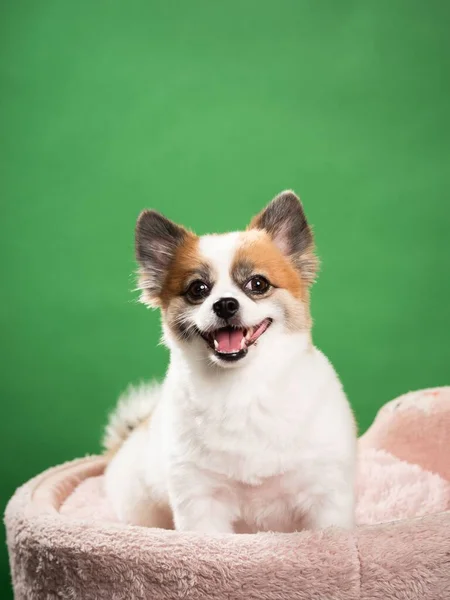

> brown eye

[
  {"left": 186, "top": 280, "right": 210, "bottom": 302},
  {"left": 244, "top": 275, "right": 270, "bottom": 295}
]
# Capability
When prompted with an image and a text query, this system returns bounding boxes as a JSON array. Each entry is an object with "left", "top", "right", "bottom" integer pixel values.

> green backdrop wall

[{"left": 1, "top": 1, "right": 449, "bottom": 596}]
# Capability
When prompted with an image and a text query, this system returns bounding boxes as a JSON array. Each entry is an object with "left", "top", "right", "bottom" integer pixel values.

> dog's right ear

[{"left": 135, "top": 210, "right": 189, "bottom": 306}]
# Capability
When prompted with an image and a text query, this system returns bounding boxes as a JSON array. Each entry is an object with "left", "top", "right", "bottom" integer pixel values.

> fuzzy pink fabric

[
  {"left": 5, "top": 387, "right": 450, "bottom": 599},
  {"left": 59, "top": 447, "right": 450, "bottom": 527}
]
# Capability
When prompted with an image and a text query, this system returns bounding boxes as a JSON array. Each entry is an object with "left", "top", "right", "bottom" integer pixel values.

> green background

[{"left": 1, "top": 1, "right": 449, "bottom": 596}]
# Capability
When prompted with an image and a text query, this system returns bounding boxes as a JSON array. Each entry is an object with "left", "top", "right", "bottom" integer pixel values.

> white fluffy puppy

[{"left": 104, "top": 191, "right": 356, "bottom": 534}]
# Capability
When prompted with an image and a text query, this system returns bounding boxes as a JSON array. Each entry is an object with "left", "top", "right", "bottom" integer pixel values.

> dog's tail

[{"left": 102, "top": 382, "right": 161, "bottom": 456}]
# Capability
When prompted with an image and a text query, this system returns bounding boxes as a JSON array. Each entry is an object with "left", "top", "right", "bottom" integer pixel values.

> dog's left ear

[{"left": 249, "top": 190, "right": 318, "bottom": 283}]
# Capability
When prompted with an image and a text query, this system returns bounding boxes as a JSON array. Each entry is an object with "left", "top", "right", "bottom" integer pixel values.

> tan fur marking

[
  {"left": 160, "top": 232, "right": 202, "bottom": 308},
  {"left": 234, "top": 230, "right": 305, "bottom": 299}
]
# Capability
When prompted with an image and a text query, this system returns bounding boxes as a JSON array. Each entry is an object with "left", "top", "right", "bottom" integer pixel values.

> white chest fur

[{"left": 158, "top": 334, "right": 356, "bottom": 532}]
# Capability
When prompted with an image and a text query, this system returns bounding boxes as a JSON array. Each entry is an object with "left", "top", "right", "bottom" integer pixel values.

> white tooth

[
  {"left": 240, "top": 336, "right": 246, "bottom": 350},
  {"left": 213, "top": 339, "right": 219, "bottom": 350},
  {"left": 245, "top": 327, "right": 253, "bottom": 340}
]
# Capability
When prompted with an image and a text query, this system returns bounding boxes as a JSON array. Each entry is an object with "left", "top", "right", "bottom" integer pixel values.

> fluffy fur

[{"left": 104, "top": 191, "right": 357, "bottom": 533}]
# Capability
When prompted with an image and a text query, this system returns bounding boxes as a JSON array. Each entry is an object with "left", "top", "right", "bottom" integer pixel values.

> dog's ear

[
  {"left": 135, "top": 210, "right": 189, "bottom": 306},
  {"left": 249, "top": 190, "right": 318, "bottom": 283}
]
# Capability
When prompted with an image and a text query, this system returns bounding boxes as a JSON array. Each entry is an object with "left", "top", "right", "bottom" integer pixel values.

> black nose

[{"left": 213, "top": 297, "right": 240, "bottom": 320}]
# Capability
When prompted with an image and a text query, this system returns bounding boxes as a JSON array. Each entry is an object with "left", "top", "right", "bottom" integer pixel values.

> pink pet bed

[{"left": 5, "top": 388, "right": 450, "bottom": 599}]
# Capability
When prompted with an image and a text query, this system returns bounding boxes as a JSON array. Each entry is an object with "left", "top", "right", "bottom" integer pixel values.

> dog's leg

[
  {"left": 105, "top": 424, "right": 173, "bottom": 528},
  {"left": 169, "top": 468, "right": 237, "bottom": 533},
  {"left": 302, "top": 485, "right": 355, "bottom": 531}
]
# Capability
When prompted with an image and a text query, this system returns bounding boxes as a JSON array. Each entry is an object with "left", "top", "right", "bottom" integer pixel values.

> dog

[{"left": 104, "top": 190, "right": 356, "bottom": 533}]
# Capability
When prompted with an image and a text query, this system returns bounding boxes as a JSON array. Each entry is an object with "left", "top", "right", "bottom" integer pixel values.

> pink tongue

[{"left": 215, "top": 329, "right": 244, "bottom": 353}]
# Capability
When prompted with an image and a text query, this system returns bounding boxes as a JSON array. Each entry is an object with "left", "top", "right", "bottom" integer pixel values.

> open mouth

[{"left": 201, "top": 318, "right": 272, "bottom": 362}]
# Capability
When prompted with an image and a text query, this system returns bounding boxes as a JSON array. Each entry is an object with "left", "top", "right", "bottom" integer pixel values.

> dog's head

[{"left": 135, "top": 191, "right": 318, "bottom": 368}]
